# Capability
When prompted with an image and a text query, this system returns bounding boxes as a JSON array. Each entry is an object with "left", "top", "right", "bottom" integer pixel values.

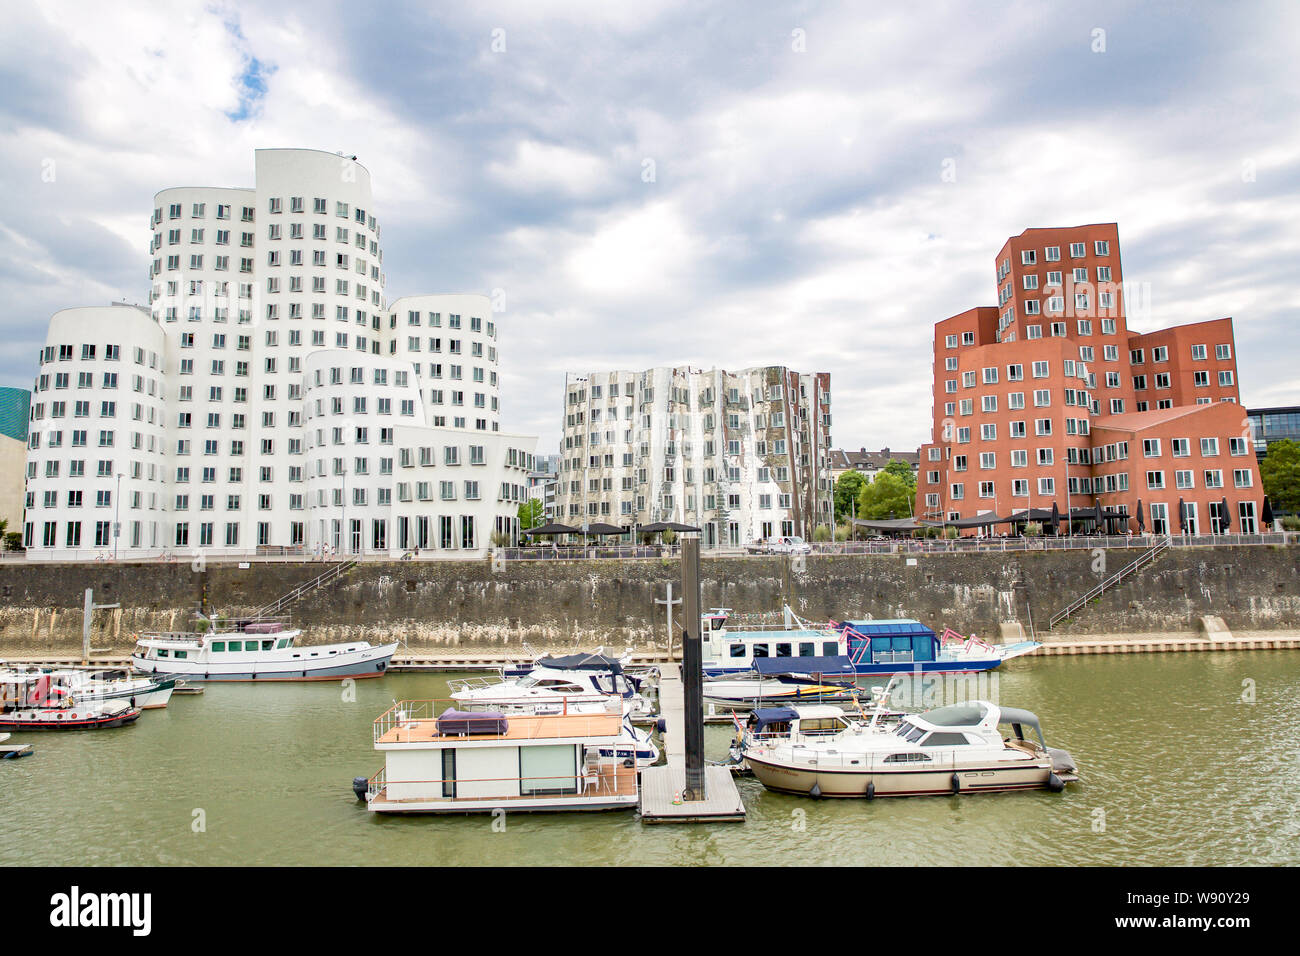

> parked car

[{"left": 766, "top": 535, "right": 812, "bottom": 555}]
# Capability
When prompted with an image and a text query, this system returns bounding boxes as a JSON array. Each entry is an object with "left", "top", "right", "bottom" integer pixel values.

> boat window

[
  {"left": 883, "top": 752, "right": 932, "bottom": 763},
  {"left": 776, "top": 643, "right": 792, "bottom": 657},
  {"left": 175, "top": 651, "right": 187, "bottom": 660},
  {"left": 710, "top": 617, "right": 725, "bottom": 631},
  {"left": 517, "top": 676, "right": 538, "bottom": 687},
  {"left": 729, "top": 644, "right": 746, "bottom": 658},
  {"left": 262, "top": 640, "right": 274, "bottom": 651},
  {"left": 921, "top": 732, "right": 969, "bottom": 747},
  {"left": 799, "top": 718, "right": 846, "bottom": 735},
  {"left": 752, "top": 643, "right": 770, "bottom": 658},
  {"left": 799, "top": 642, "right": 815, "bottom": 656},
  {"left": 555, "top": 683, "right": 585, "bottom": 694},
  {"left": 158, "top": 649, "right": 169, "bottom": 658},
  {"left": 212, "top": 642, "right": 225, "bottom": 652},
  {"left": 277, "top": 639, "right": 289, "bottom": 649},
  {"left": 822, "top": 641, "right": 838, "bottom": 656}
]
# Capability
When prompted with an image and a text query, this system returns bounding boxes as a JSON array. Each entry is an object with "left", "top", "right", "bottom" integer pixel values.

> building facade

[
  {"left": 0, "top": 385, "right": 30, "bottom": 536},
  {"left": 1247, "top": 406, "right": 1300, "bottom": 460},
  {"left": 916, "top": 224, "right": 1264, "bottom": 533},
  {"left": 24, "top": 149, "right": 535, "bottom": 560},
  {"left": 829, "top": 447, "right": 920, "bottom": 484},
  {"left": 556, "top": 366, "right": 833, "bottom": 547}
]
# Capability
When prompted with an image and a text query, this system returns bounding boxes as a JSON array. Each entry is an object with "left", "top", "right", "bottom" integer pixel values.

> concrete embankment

[{"left": 0, "top": 545, "right": 1297, "bottom": 656}]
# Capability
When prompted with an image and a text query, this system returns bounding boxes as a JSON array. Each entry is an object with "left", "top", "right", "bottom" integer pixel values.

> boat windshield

[
  {"left": 516, "top": 676, "right": 539, "bottom": 688},
  {"left": 894, "top": 720, "right": 926, "bottom": 743}
]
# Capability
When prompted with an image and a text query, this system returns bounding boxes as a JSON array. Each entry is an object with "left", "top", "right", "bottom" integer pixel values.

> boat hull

[
  {"left": 0, "top": 708, "right": 142, "bottom": 731},
  {"left": 744, "top": 751, "right": 1055, "bottom": 797},
  {"left": 131, "top": 643, "right": 398, "bottom": 681}
]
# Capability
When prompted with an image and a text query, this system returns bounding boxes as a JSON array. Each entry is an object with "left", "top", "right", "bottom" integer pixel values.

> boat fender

[
  {"left": 951, "top": 773, "right": 961, "bottom": 794},
  {"left": 351, "top": 777, "right": 368, "bottom": 801},
  {"left": 656, "top": 717, "right": 667, "bottom": 734},
  {"left": 622, "top": 758, "right": 635, "bottom": 768},
  {"left": 809, "top": 782, "right": 822, "bottom": 799},
  {"left": 1047, "top": 772, "right": 1064, "bottom": 793},
  {"left": 865, "top": 781, "right": 875, "bottom": 800}
]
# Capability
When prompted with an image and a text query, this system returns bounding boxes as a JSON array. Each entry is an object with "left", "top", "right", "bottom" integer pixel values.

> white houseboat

[
  {"left": 131, "top": 616, "right": 397, "bottom": 682},
  {"left": 359, "top": 699, "right": 640, "bottom": 814},
  {"left": 743, "top": 700, "right": 1078, "bottom": 799}
]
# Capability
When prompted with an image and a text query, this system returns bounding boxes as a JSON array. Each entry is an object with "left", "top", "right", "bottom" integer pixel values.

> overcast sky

[{"left": 2, "top": 1, "right": 1297, "bottom": 457}]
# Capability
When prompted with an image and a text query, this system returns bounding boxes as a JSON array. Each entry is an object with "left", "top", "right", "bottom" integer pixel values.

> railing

[
  {"left": 367, "top": 763, "right": 638, "bottom": 802},
  {"left": 253, "top": 559, "right": 357, "bottom": 618},
  {"left": 1048, "top": 540, "right": 1171, "bottom": 630},
  {"left": 373, "top": 698, "right": 624, "bottom": 745}
]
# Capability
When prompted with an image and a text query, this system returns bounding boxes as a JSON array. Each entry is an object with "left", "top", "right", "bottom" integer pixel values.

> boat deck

[{"left": 376, "top": 711, "right": 623, "bottom": 745}]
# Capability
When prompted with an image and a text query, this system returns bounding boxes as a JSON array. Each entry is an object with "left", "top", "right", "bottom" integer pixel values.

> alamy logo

[{"left": 49, "top": 886, "right": 151, "bottom": 937}]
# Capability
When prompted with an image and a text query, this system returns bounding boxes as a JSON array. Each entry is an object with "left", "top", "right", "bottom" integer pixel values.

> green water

[{"left": 2, "top": 653, "right": 1298, "bottom": 866}]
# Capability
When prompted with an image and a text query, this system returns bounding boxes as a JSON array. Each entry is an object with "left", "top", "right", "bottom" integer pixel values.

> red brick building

[{"left": 916, "top": 225, "right": 1264, "bottom": 533}]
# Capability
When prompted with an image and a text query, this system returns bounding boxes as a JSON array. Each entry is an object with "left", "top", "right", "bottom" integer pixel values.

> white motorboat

[
  {"left": 131, "top": 614, "right": 397, "bottom": 682},
  {"left": 449, "top": 653, "right": 656, "bottom": 718},
  {"left": 743, "top": 700, "right": 1078, "bottom": 799},
  {"left": 0, "top": 672, "right": 142, "bottom": 732},
  {"left": 703, "top": 654, "right": 863, "bottom": 710},
  {"left": 54, "top": 668, "right": 175, "bottom": 709},
  {"left": 357, "top": 698, "right": 640, "bottom": 814}
]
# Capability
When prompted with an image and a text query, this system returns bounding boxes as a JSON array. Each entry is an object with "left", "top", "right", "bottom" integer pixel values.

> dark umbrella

[
  {"left": 1177, "top": 498, "right": 1187, "bottom": 534},
  {"left": 525, "top": 522, "right": 581, "bottom": 536},
  {"left": 662, "top": 521, "right": 702, "bottom": 532},
  {"left": 1095, "top": 499, "right": 1105, "bottom": 534},
  {"left": 1135, "top": 499, "right": 1145, "bottom": 534},
  {"left": 1262, "top": 496, "right": 1275, "bottom": 528},
  {"left": 1219, "top": 497, "right": 1231, "bottom": 534},
  {"left": 1050, "top": 501, "right": 1060, "bottom": 535},
  {"left": 638, "top": 521, "right": 670, "bottom": 533},
  {"left": 583, "top": 522, "right": 626, "bottom": 536}
]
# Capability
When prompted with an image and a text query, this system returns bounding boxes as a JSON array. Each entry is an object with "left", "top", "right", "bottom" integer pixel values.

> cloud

[{"left": 2, "top": 0, "right": 1298, "bottom": 458}]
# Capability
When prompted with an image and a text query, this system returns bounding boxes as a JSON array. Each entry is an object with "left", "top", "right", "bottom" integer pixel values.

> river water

[{"left": 3, "top": 652, "right": 1297, "bottom": 866}]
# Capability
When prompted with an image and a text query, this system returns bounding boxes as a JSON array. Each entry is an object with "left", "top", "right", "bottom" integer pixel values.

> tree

[
  {"left": 1261, "top": 439, "right": 1300, "bottom": 514},
  {"left": 857, "top": 470, "right": 915, "bottom": 519},
  {"left": 833, "top": 471, "right": 867, "bottom": 523},
  {"left": 517, "top": 498, "right": 545, "bottom": 530}
]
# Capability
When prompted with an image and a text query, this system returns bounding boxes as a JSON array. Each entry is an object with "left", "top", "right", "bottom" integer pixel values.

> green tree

[
  {"left": 1261, "top": 439, "right": 1300, "bottom": 514},
  {"left": 517, "top": 498, "right": 545, "bottom": 530},
  {"left": 833, "top": 471, "right": 867, "bottom": 523},
  {"left": 857, "top": 469, "right": 915, "bottom": 519}
]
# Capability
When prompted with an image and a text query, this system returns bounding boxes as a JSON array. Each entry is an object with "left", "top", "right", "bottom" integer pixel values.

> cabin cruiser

[
  {"left": 131, "top": 614, "right": 397, "bottom": 681},
  {"left": 358, "top": 698, "right": 641, "bottom": 814},
  {"left": 55, "top": 668, "right": 175, "bottom": 709},
  {"left": 0, "top": 672, "right": 142, "bottom": 731},
  {"left": 698, "top": 607, "right": 1039, "bottom": 675},
  {"left": 449, "top": 653, "right": 656, "bottom": 718},
  {"left": 743, "top": 700, "right": 1078, "bottom": 799}
]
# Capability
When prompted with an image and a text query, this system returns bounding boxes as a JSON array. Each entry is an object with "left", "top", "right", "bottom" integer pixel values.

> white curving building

[
  {"left": 23, "top": 149, "right": 536, "bottom": 560},
  {"left": 556, "top": 365, "right": 833, "bottom": 548}
]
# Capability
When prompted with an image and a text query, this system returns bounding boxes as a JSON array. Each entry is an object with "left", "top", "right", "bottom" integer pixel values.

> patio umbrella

[
  {"left": 638, "top": 521, "right": 670, "bottom": 532},
  {"left": 1177, "top": 498, "right": 1187, "bottom": 534},
  {"left": 1262, "top": 496, "right": 1275, "bottom": 527},
  {"left": 662, "top": 521, "right": 702, "bottom": 533},
  {"left": 583, "top": 522, "right": 627, "bottom": 535},
  {"left": 1135, "top": 499, "right": 1145, "bottom": 534},
  {"left": 1050, "top": 501, "right": 1060, "bottom": 535},
  {"left": 1219, "top": 497, "right": 1231, "bottom": 533},
  {"left": 525, "top": 522, "right": 581, "bottom": 536},
  {"left": 1094, "top": 499, "right": 1105, "bottom": 533}
]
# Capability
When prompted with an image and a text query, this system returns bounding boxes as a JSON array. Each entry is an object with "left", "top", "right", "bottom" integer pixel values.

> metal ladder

[
  {"left": 253, "top": 559, "right": 358, "bottom": 619},
  {"left": 1048, "top": 539, "right": 1170, "bottom": 629}
]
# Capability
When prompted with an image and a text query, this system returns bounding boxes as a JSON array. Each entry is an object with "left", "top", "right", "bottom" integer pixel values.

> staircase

[
  {"left": 253, "top": 559, "right": 358, "bottom": 619},
  {"left": 1048, "top": 540, "right": 1170, "bottom": 630}
]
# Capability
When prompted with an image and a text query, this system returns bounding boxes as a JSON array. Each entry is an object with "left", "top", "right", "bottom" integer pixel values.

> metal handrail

[
  {"left": 254, "top": 559, "right": 357, "bottom": 618},
  {"left": 373, "top": 698, "right": 624, "bottom": 745},
  {"left": 1048, "top": 540, "right": 1170, "bottom": 629}
]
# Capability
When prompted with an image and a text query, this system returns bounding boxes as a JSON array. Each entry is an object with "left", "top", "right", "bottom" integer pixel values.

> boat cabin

[
  {"left": 835, "top": 619, "right": 939, "bottom": 667},
  {"left": 745, "top": 704, "right": 857, "bottom": 744}
]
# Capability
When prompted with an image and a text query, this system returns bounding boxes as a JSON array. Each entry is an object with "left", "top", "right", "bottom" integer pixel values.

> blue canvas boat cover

[
  {"left": 752, "top": 655, "right": 856, "bottom": 677},
  {"left": 534, "top": 652, "right": 623, "bottom": 674}
]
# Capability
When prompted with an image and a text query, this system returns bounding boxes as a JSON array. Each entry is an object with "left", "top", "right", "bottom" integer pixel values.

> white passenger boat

[
  {"left": 358, "top": 698, "right": 640, "bottom": 814},
  {"left": 743, "top": 700, "right": 1078, "bottom": 799},
  {"left": 0, "top": 672, "right": 142, "bottom": 732},
  {"left": 131, "top": 615, "right": 397, "bottom": 682},
  {"left": 449, "top": 653, "right": 656, "bottom": 717}
]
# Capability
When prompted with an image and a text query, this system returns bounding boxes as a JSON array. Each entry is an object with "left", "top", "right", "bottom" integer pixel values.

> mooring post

[
  {"left": 82, "top": 588, "right": 93, "bottom": 665},
  {"left": 681, "top": 537, "right": 706, "bottom": 801}
]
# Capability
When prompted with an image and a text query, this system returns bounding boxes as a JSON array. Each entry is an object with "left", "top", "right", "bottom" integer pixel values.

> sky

[{"left": 1, "top": 0, "right": 1298, "bottom": 458}]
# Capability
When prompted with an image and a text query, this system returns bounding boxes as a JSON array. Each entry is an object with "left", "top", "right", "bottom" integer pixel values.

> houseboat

[
  {"left": 1, "top": 672, "right": 142, "bottom": 731},
  {"left": 358, "top": 698, "right": 640, "bottom": 814},
  {"left": 131, "top": 615, "right": 397, "bottom": 681},
  {"left": 699, "top": 608, "right": 1039, "bottom": 675},
  {"left": 743, "top": 700, "right": 1078, "bottom": 799}
]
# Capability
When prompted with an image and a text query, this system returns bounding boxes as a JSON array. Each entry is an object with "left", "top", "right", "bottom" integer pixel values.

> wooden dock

[{"left": 638, "top": 664, "right": 746, "bottom": 823}]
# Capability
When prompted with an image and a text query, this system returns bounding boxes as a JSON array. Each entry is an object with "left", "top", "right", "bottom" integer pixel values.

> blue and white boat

[{"left": 700, "top": 609, "right": 1039, "bottom": 676}]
